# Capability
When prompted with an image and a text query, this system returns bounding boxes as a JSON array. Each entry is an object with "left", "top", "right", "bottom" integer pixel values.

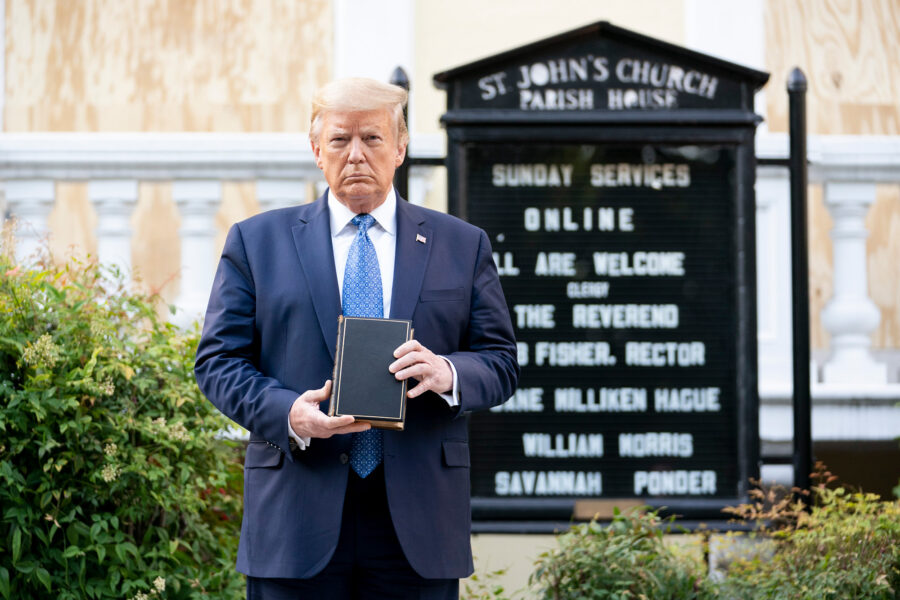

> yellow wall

[
  {"left": 766, "top": 0, "right": 900, "bottom": 349},
  {"left": 5, "top": 0, "right": 332, "bottom": 132}
]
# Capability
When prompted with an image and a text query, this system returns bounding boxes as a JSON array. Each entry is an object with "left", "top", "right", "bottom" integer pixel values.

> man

[{"left": 195, "top": 78, "right": 518, "bottom": 599}]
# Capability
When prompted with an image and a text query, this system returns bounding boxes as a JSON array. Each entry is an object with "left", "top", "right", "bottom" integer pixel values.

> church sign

[{"left": 434, "top": 22, "right": 768, "bottom": 520}]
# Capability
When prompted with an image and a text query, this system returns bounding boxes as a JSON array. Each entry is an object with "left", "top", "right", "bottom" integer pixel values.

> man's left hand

[{"left": 390, "top": 340, "right": 453, "bottom": 398}]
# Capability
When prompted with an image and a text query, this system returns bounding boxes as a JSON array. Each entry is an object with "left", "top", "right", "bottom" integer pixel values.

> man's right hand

[{"left": 289, "top": 380, "right": 371, "bottom": 439}]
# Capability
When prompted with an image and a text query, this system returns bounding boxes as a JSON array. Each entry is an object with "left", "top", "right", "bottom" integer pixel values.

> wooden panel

[
  {"left": 131, "top": 182, "right": 180, "bottom": 304},
  {"left": 5, "top": 0, "right": 332, "bottom": 132},
  {"left": 807, "top": 184, "right": 832, "bottom": 351},
  {"left": 573, "top": 499, "right": 644, "bottom": 520},
  {"left": 47, "top": 182, "right": 96, "bottom": 263},
  {"left": 765, "top": 0, "right": 900, "bottom": 135},
  {"left": 867, "top": 185, "right": 900, "bottom": 349},
  {"left": 215, "top": 181, "right": 259, "bottom": 261}
]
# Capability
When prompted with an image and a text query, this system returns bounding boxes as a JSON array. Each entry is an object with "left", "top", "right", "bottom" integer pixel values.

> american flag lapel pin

[{"left": 416, "top": 233, "right": 427, "bottom": 244}]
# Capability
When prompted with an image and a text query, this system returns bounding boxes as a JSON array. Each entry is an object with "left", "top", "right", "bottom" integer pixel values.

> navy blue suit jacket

[{"left": 195, "top": 191, "right": 518, "bottom": 579}]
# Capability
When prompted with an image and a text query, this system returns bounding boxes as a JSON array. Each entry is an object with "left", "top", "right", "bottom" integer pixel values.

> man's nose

[{"left": 348, "top": 137, "right": 365, "bottom": 163}]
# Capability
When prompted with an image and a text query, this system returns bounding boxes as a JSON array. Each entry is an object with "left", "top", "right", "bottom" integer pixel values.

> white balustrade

[
  {"left": 820, "top": 182, "right": 887, "bottom": 383},
  {"left": 172, "top": 180, "right": 221, "bottom": 324},
  {"left": 89, "top": 179, "right": 138, "bottom": 277},
  {"left": 4, "top": 179, "right": 55, "bottom": 263},
  {"left": 807, "top": 136, "right": 900, "bottom": 386}
]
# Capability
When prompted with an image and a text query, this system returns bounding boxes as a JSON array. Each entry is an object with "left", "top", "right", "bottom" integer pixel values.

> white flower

[
  {"left": 103, "top": 443, "right": 118, "bottom": 457},
  {"left": 22, "top": 333, "right": 61, "bottom": 368},
  {"left": 153, "top": 576, "right": 166, "bottom": 592},
  {"left": 99, "top": 377, "right": 115, "bottom": 396},
  {"left": 168, "top": 422, "right": 190, "bottom": 443},
  {"left": 101, "top": 464, "right": 119, "bottom": 483}
]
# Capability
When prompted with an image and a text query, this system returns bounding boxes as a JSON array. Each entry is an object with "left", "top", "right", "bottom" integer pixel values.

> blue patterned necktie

[{"left": 343, "top": 214, "right": 384, "bottom": 478}]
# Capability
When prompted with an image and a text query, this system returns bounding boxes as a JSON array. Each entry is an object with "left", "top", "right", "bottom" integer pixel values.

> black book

[{"left": 328, "top": 316, "right": 413, "bottom": 430}]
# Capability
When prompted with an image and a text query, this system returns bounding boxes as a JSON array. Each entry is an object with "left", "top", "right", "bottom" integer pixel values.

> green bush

[
  {"left": 462, "top": 565, "right": 510, "bottom": 600},
  {"left": 529, "top": 508, "right": 706, "bottom": 599},
  {"left": 518, "top": 469, "right": 899, "bottom": 599},
  {"left": 0, "top": 247, "right": 244, "bottom": 599},
  {"left": 714, "top": 474, "right": 900, "bottom": 599}
]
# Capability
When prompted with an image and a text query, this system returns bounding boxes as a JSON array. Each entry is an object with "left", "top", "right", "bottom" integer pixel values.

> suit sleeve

[
  {"left": 194, "top": 224, "right": 297, "bottom": 457},
  {"left": 447, "top": 229, "right": 520, "bottom": 414}
]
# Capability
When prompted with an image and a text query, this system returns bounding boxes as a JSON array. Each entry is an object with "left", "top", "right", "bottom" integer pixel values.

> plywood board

[
  {"left": 808, "top": 184, "right": 833, "bottom": 351},
  {"left": 5, "top": 0, "right": 332, "bottom": 131},
  {"left": 867, "top": 185, "right": 900, "bottom": 349},
  {"left": 48, "top": 182, "right": 96, "bottom": 263},
  {"left": 215, "top": 181, "right": 259, "bottom": 261},
  {"left": 131, "top": 182, "right": 180, "bottom": 303},
  {"left": 765, "top": 0, "right": 900, "bottom": 135}
]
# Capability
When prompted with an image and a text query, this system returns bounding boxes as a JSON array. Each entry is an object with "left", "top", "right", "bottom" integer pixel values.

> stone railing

[{"left": 756, "top": 133, "right": 900, "bottom": 388}]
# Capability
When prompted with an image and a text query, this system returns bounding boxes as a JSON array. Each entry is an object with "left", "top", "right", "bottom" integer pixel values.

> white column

[
  {"left": 4, "top": 180, "right": 55, "bottom": 263},
  {"left": 821, "top": 182, "right": 887, "bottom": 383},
  {"left": 89, "top": 180, "right": 137, "bottom": 277},
  {"left": 173, "top": 180, "right": 221, "bottom": 324},
  {"left": 685, "top": 0, "right": 767, "bottom": 126},
  {"left": 256, "top": 179, "right": 304, "bottom": 212},
  {"left": 333, "top": 0, "right": 414, "bottom": 81}
]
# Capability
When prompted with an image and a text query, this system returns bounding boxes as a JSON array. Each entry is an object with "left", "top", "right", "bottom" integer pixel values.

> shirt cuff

[
  {"left": 437, "top": 356, "right": 460, "bottom": 408},
  {"left": 288, "top": 401, "right": 311, "bottom": 450}
]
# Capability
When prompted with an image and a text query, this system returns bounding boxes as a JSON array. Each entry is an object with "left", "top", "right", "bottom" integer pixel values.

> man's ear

[
  {"left": 395, "top": 142, "right": 408, "bottom": 168},
  {"left": 311, "top": 139, "right": 323, "bottom": 170}
]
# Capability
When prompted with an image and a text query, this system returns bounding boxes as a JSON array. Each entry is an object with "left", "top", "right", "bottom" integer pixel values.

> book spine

[{"left": 327, "top": 315, "right": 345, "bottom": 417}]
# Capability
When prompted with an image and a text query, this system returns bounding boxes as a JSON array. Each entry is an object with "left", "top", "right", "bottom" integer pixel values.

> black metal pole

[
  {"left": 390, "top": 66, "right": 410, "bottom": 200},
  {"left": 788, "top": 67, "right": 812, "bottom": 498}
]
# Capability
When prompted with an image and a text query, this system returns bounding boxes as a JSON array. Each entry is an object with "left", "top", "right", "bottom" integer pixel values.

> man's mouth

[{"left": 344, "top": 174, "right": 373, "bottom": 182}]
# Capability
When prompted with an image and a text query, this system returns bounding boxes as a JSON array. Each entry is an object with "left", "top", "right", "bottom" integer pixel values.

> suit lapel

[
  {"left": 390, "top": 195, "right": 432, "bottom": 320},
  {"left": 291, "top": 193, "right": 341, "bottom": 359}
]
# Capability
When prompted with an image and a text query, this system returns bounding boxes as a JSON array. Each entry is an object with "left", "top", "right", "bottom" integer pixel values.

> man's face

[{"left": 311, "top": 108, "right": 406, "bottom": 214}]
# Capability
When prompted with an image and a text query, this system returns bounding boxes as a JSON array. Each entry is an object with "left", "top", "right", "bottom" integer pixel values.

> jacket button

[{"left": 339, "top": 453, "right": 349, "bottom": 465}]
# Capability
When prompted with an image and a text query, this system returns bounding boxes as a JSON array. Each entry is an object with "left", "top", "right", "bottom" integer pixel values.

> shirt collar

[{"left": 328, "top": 187, "right": 397, "bottom": 237}]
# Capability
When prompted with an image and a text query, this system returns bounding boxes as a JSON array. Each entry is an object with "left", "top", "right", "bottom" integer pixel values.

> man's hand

[
  {"left": 289, "top": 380, "right": 371, "bottom": 439},
  {"left": 390, "top": 340, "right": 453, "bottom": 398}
]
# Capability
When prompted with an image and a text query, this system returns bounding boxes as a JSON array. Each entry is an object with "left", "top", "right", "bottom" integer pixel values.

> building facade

[{"left": 2, "top": 0, "right": 898, "bottom": 517}]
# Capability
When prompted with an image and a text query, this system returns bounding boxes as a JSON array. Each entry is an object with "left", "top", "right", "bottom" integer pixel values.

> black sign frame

[{"left": 435, "top": 21, "right": 767, "bottom": 521}]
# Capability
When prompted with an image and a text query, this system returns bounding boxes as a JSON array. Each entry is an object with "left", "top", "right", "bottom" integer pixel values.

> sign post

[{"left": 434, "top": 22, "right": 769, "bottom": 522}]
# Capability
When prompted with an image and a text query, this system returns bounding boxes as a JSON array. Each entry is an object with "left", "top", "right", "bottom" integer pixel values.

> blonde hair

[{"left": 309, "top": 78, "right": 409, "bottom": 146}]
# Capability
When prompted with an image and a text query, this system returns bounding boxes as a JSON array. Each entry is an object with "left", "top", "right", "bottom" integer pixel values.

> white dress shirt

[{"left": 288, "top": 188, "right": 459, "bottom": 449}]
